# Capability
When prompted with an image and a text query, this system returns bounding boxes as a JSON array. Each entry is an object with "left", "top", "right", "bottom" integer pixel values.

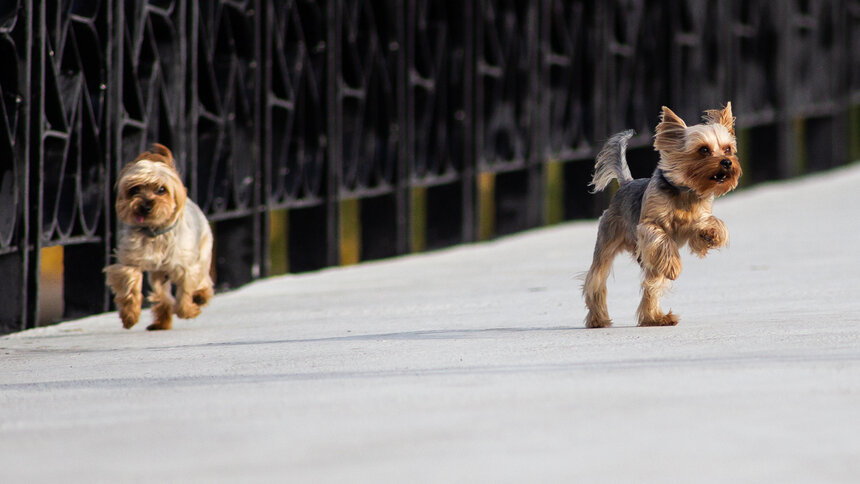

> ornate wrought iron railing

[{"left": 1, "top": 0, "right": 858, "bottom": 334}]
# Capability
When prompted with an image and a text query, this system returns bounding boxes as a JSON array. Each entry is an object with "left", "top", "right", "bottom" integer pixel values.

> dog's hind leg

[
  {"left": 583, "top": 217, "right": 625, "bottom": 328},
  {"left": 190, "top": 227, "right": 214, "bottom": 309},
  {"left": 147, "top": 271, "right": 174, "bottom": 330}
]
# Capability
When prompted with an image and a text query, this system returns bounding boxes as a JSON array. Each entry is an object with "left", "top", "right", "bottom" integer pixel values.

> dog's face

[
  {"left": 654, "top": 104, "right": 742, "bottom": 198},
  {"left": 115, "top": 145, "right": 186, "bottom": 228}
]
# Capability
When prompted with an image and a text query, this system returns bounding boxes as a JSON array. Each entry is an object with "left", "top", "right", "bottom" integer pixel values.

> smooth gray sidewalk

[{"left": 2, "top": 164, "right": 860, "bottom": 483}]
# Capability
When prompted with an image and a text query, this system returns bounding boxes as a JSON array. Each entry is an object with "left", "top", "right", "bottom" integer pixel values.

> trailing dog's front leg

[{"left": 105, "top": 264, "right": 144, "bottom": 329}]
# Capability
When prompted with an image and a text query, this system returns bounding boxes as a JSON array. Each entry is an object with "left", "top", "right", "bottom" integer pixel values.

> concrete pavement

[{"left": 2, "top": 163, "right": 860, "bottom": 483}]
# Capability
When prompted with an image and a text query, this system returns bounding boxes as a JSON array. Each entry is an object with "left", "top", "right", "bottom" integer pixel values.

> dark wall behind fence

[{"left": 1, "top": 0, "right": 858, "bottom": 333}]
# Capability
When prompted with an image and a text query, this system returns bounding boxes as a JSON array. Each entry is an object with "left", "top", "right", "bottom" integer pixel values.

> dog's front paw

[
  {"left": 639, "top": 311, "right": 680, "bottom": 327},
  {"left": 175, "top": 299, "right": 202, "bottom": 319},
  {"left": 585, "top": 314, "right": 612, "bottom": 329},
  {"left": 119, "top": 304, "right": 141, "bottom": 329},
  {"left": 698, "top": 217, "right": 728, "bottom": 249},
  {"left": 699, "top": 227, "right": 725, "bottom": 248}
]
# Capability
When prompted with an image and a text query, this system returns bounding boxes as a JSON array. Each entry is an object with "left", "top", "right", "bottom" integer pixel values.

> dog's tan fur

[
  {"left": 105, "top": 144, "right": 214, "bottom": 330},
  {"left": 584, "top": 104, "right": 741, "bottom": 328}
]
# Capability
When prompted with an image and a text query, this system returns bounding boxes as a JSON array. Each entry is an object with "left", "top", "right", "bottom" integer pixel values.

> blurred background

[{"left": 0, "top": 0, "right": 858, "bottom": 333}]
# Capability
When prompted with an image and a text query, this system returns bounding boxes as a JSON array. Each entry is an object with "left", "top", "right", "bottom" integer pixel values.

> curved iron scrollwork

[
  {"left": 40, "top": 2, "right": 108, "bottom": 244},
  {"left": 602, "top": 0, "right": 668, "bottom": 141},
  {"left": 338, "top": 0, "right": 401, "bottom": 197},
  {"left": 476, "top": 0, "right": 537, "bottom": 171},
  {"left": 0, "top": 2, "right": 27, "bottom": 256},
  {"left": 192, "top": 0, "right": 258, "bottom": 219},
  {"left": 542, "top": 0, "right": 595, "bottom": 161},
  {"left": 265, "top": 0, "right": 329, "bottom": 207},
  {"left": 852, "top": 1, "right": 860, "bottom": 103},
  {"left": 117, "top": 1, "right": 185, "bottom": 177},
  {"left": 784, "top": 1, "right": 842, "bottom": 113},
  {"left": 667, "top": 0, "right": 729, "bottom": 122},
  {"left": 408, "top": 0, "right": 468, "bottom": 184},
  {"left": 729, "top": 0, "right": 782, "bottom": 125}
]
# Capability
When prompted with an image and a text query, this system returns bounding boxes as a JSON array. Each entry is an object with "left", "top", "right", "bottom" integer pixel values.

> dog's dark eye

[
  {"left": 698, "top": 146, "right": 711, "bottom": 156},
  {"left": 156, "top": 186, "right": 167, "bottom": 195},
  {"left": 128, "top": 186, "right": 140, "bottom": 196},
  {"left": 724, "top": 147, "right": 732, "bottom": 155}
]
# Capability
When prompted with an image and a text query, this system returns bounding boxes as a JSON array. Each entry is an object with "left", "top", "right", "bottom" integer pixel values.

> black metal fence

[{"left": 1, "top": 0, "right": 858, "bottom": 334}]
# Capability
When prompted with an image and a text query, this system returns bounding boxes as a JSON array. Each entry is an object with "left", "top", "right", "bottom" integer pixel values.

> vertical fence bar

[
  {"left": 850, "top": 1, "right": 860, "bottom": 161},
  {"left": 852, "top": 1, "right": 860, "bottom": 106},
  {"left": 394, "top": 0, "right": 409, "bottom": 257},
  {"left": 327, "top": 0, "right": 341, "bottom": 267},
  {"left": 461, "top": 0, "right": 476, "bottom": 244},
  {"left": 0, "top": 0, "right": 32, "bottom": 333},
  {"left": 26, "top": 0, "right": 44, "bottom": 328}
]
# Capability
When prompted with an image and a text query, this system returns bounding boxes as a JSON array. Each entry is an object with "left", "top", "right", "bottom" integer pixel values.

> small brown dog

[
  {"left": 583, "top": 104, "right": 741, "bottom": 328},
  {"left": 105, "top": 144, "right": 214, "bottom": 330}
]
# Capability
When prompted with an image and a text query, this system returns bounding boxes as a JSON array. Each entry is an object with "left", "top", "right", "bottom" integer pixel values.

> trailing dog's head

[{"left": 115, "top": 144, "right": 186, "bottom": 231}]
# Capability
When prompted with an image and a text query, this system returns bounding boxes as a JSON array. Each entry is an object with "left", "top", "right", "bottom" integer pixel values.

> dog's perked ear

[
  {"left": 133, "top": 143, "right": 176, "bottom": 168},
  {"left": 149, "top": 143, "right": 175, "bottom": 166},
  {"left": 169, "top": 175, "right": 188, "bottom": 224},
  {"left": 702, "top": 102, "right": 735, "bottom": 136},
  {"left": 654, "top": 106, "right": 688, "bottom": 153}
]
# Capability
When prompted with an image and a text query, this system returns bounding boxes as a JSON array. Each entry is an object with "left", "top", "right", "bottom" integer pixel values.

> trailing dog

[{"left": 105, "top": 144, "right": 214, "bottom": 330}]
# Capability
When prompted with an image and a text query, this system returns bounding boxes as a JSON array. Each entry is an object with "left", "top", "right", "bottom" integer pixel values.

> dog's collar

[
  {"left": 135, "top": 219, "right": 179, "bottom": 238},
  {"left": 656, "top": 169, "right": 693, "bottom": 194}
]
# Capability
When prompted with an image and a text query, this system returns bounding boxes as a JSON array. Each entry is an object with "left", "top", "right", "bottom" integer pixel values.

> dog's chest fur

[
  {"left": 118, "top": 230, "right": 182, "bottom": 272},
  {"left": 662, "top": 193, "right": 712, "bottom": 237},
  {"left": 114, "top": 200, "right": 211, "bottom": 277},
  {"left": 668, "top": 198, "right": 698, "bottom": 231}
]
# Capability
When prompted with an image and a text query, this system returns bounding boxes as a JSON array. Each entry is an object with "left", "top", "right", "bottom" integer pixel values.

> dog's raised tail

[{"left": 589, "top": 129, "right": 635, "bottom": 193}]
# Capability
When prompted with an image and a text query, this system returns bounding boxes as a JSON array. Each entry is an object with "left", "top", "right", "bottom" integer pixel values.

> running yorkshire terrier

[
  {"left": 105, "top": 144, "right": 214, "bottom": 330},
  {"left": 583, "top": 103, "right": 741, "bottom": 328}
]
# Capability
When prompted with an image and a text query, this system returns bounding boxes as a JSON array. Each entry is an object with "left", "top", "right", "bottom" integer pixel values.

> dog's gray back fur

[{"left": 589, "top": 129, "right": 635, "bottom": 193}]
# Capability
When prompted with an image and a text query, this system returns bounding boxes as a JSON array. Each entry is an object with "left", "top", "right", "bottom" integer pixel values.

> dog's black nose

[
  {"left": 720, "top": 159, "right": 732, "bottom": 168},
  {"left": 140, "top": 201, "right": 153, "bottom": 214}
]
